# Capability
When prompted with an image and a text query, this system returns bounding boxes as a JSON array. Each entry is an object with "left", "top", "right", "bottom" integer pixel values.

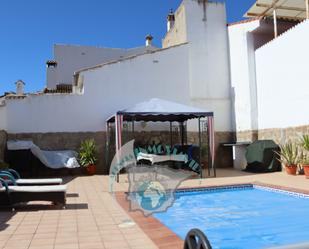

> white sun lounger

[
  {"left": 0, "top": 169, "right": 62, "bottom": 185},
  {"left": 15, "top": 178, "right": 62, "bottom": 185},
  {"left": 0, "top": 178, "right": 67, "bottom": 208}
]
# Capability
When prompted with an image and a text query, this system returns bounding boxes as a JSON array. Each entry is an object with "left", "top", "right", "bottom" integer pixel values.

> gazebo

[{"left": 106, "top": 98, "right": 215, "bottom": 178}]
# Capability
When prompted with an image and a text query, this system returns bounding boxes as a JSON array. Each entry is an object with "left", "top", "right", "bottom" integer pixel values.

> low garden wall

[
  {"left": 236, "top": 125, "right": 309, "bottom": 145},
  {"left": 7, "top": 132, "right": 107, "bottom": 174},
  {"left": 6, "top": 130, "right": 235, "bottom": 175}
]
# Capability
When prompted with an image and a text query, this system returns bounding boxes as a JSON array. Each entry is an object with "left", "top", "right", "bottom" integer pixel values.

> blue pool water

[{"left": 153, "top": 186, "right": 309, "bottom": 249}]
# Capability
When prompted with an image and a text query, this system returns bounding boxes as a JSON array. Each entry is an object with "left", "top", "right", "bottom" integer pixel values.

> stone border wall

[
  {"left": 236, "top": 125, "right": 309, "bottom": 144},
  {"left": 8, "top": 132, "right": 107, "bottom": 174},
  {"left": 0, "top": 130, "right": 7, "bottom": 162},
  {"left": 6, "top": 130, "right": 236, "bottom": 175}
]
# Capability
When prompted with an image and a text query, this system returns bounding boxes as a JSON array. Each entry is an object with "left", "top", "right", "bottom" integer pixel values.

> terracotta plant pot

[
  {"left": 303, "top": 165, "right": 309, "bottom": 179},
  {"left": 86, "top": 164, "right": 96, "bottom": 175},
  {"left": 285, "top": 165, "right": 297, "bottom": 175}
]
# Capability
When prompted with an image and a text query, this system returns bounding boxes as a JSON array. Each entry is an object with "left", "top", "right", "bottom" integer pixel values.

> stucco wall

[
  {"left": 228, "top": 20, "right": 260, "bottom": 135},
  {"left": 6, "top": 44, "right": 190, "bottom": 133},
  {"left": 185, "top": 1, "right": 232, "bottom": 132},
  {"left": 162, "top": 3, "right": 187, "bottom": 48},
  {"left": 47, "top": 44, "right": 159, "bottom": 89},
  {"left": 255, "top": 20, "right": 309, "bottom": 131}
]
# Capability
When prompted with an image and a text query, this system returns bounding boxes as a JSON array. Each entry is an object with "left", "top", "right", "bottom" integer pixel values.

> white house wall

[
  {"left": 228, "top": 20, "right": 260, "bottom": 133},
  {"left": 47, "top": 44, "right": 158, "bottom": 88},
  {"left": 6, "top": 44, "right": 190, "bottom": 133},
  {"left": 255, "top": 20, "right": 309, "bottom": 130},
  {"left": 184, "top": 1, "right": 232, "bottom": 132}
]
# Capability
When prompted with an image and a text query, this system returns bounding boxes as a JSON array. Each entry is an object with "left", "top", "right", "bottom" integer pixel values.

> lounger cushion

[
  {"left": 16, "top": 178, "right": 62, "bottom": 185},
  {"left": 8, "top": 185, "right": 67, "bottom": 193}
]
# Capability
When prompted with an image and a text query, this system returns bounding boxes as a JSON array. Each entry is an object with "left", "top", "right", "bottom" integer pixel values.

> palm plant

[
  {"left": 300, "top": 150, "right": 309, "bottom": 165},
  {"left": 300, "top": 135, "right": 309, "bottom": 178},
  {"left": 300, "top": 135, "right": 309, "bottom": 151},
  {"left": 277, "top": 142, "right": 299, "bottom": 166},
  {"left": 78, "top": 139, "right": 98, "bottom": 167}
]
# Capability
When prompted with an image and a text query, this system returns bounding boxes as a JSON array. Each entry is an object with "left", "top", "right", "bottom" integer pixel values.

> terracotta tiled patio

[{"left": 0, "top": 169, "right": 308, "bottom": 249}]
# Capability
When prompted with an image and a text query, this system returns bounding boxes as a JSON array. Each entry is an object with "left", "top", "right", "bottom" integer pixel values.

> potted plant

[
  {"left": 300, "top": 135, "right": 309, "bottom": 178},
  {"left": 79, "top": 139, "right": 98, "bottom": 175},
  {"left": 277, "top": 142, "right": 299, "bottom": 175}
]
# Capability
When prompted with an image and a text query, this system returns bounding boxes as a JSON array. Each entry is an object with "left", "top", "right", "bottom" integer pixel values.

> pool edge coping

[{"left": 116, "top": 181, "right": 309, "bottom": 249}]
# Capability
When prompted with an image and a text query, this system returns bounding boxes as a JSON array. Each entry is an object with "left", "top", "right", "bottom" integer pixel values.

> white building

[
  {"left": 1, "top": 0, "right": 309, "bottom": 172},
  {"left": 46, "top": 37, "right": 158, "bottom": 89}
]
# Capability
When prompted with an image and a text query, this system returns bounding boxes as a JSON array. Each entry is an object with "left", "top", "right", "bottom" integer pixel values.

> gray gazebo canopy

[{"left": 106, "top": 98, "right": 213, "bottom": 122}]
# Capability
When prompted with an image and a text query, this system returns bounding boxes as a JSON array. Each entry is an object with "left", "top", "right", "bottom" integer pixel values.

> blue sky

[{"left": 0, "top": 0, "right": 255, "bottom": 95}]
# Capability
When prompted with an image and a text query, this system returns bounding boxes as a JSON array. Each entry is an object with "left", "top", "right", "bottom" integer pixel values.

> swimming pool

[{"left": 153, "top": 185, "right": 309, "bottom": 249}]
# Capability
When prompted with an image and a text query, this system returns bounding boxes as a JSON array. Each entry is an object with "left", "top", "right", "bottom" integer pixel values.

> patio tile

[
  {"left": 103, "top": 240, "right": 130, "bottom": 248},
  {"left": 3, "top": 171, "right": 306, "bottom": 249},
  {"left": 55, "top": 236, "right": 78, "bottom": 244},
  {"left": 32, "top": 233, "right": 56, "bottom": 239},
  {"left": 30, "top": 238, "right": 55, "bottom": 246},
  {"left": 9, "top": 234, "right": 33, "bottom": 240},
  {"left": 54, "top": 243, "right": 79, "bottom": 249},
  {"left": 79, "top": 242, "right": 105, "bottom": 249},
  {"left": 28, "top": 245, "right": 53, "bottom": 249},
  {"left": 4, "top": 239, "right": 31, "bottom": 248},
  {"left": 78, "top": 235, "right": 102, "bottom": 243}
]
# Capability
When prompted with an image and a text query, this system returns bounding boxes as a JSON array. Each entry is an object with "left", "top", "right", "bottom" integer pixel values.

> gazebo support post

[
  {"left": 306, "top": 0, "right": 309, "bottom": 19},
  {"left": 132, "top": 118, "right": 135, "bottom": 138},
  {"left": 180, "top": 122, "right": 185, "bottom": 146},
  {"left": 209, "top": 116, "right": 216, "bottom": 178},
  {"left": 115, "top": 114, "right": 123, "bottom": 183},
  {"left": 105, "top": 122, "right": 110, "bottom": 173},
  {"left": 207, "top": 117, "right": 211, "bottom": 177},
  {"left": 198, "top": 117, "right": 202, "bottom": 178},
  {"left": 170, "top": 122, "right": 173, "bottom": 147},
  {"left": 273, "top": 8, "right": 278, "bottom": 38}
]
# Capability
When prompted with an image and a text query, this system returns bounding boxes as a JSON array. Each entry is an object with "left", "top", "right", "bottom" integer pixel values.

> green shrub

[{"left": 78, "top": 139, "right": 98, "bottom": 167}]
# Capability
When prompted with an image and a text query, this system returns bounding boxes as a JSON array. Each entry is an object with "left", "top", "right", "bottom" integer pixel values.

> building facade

[{"left": 1, "top": 0, "right": 308, "bottom": 172}]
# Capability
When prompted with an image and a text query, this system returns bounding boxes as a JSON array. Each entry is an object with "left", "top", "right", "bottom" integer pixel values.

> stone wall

[
  {"left": 132, "top": 131, "right": 234, "bottom": 168},
  {"left": 7, "top": 129, "right": 236, "bottom": 175},
  {"left": 236, "top": 125, "right": 309, "bottom": 145},
  {"left": 8, "top": 132, "right": 107, "bottom": 174},
  {"left": 0, "top": 130, "right": 7, "bottom": 162}
]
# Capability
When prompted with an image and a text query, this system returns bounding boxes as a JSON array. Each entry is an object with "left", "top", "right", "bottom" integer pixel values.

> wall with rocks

[
  {"left": 7, "top": 132, "right": 107, "bottom": 174},
  {"left": 236, "top": 125, "right": 309, "bottom": 145},
  {"left": 120, "top": 130, "right": 233, "bottom": 169},
  {"left": 6, "top": 129, "right": 233, "bottom": 176}
]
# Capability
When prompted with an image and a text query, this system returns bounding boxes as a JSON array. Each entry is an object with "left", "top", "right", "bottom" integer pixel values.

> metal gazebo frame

[{"left": 106, "top": 100, "right": 216, "bottom": 180}]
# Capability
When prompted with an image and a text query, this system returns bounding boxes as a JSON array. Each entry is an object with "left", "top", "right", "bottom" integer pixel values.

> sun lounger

[
  {"left": 0, "top": 169, "right": 62, "bottom": 186},
  {"left": 0, "top": 177, "right": 66, "bottom": 208}
]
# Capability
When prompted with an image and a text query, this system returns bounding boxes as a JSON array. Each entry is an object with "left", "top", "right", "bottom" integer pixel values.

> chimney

[
  {"left": 167, "top": 10, "right": 175, "bottom": 32},
  {"left": 145, "top": 34, "right": 153, "bottom": 47},
  {"left": 46, "top": 60, "right": 57, "bottom": 68},
  {"left": 15, "top": 80, "right": 25, "bottom": 95}
]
